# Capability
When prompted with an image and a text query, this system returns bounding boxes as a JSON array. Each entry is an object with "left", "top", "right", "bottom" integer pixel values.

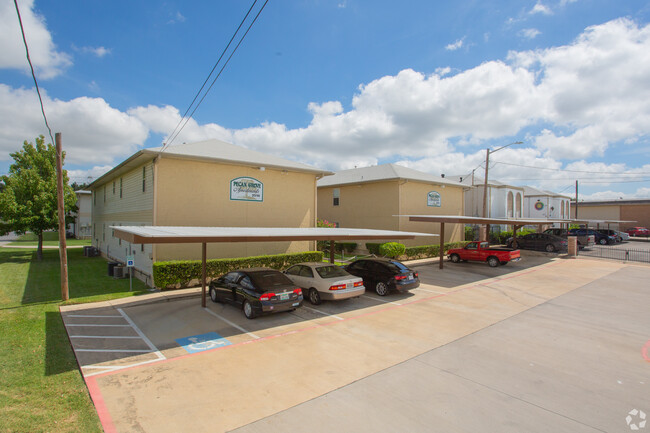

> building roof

[
  {"left": 523, "top": 185, "right": 572, "bottom": 199},
  {"left": 446, "top": 175, "right": 524, "bottom": 190},
  {"left": 401, "top": 215, "right": 572, "bottom": 225},
  {"left": 317, "top": 163, "right": 465, "bottom": 188},
  {"left": 111, "top": 226, "right": 435, "bottom": 244},
  {"left": 89, "top": 139, "right": 332, "bottom": 188},
  {"left": 571, "top": 198, "right": 650, "bottom": 206}
]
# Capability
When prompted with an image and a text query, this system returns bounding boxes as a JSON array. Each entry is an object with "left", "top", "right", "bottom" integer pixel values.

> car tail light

[
  {"left": 414, "top": 272, "right": 418, "bottom": 278},
  {"left": 259, "top": 292, "right": 275, "bottom": 301},
  {"left": 292, "top": 288, "right": 302, "bottom": 296},
  {"left": 329, "top": 284, "right": 346, "bottom": 291},
  {"left": 395, "top": 275, "right": 407, "bottom": 280},
  {"left": 353, "top": 281, "right": 363, "bottom": 287}
]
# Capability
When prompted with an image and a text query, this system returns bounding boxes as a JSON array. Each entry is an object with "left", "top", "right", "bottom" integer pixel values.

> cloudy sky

[{"left": 1, "top": 0, "right": 650, "bottom": 200}]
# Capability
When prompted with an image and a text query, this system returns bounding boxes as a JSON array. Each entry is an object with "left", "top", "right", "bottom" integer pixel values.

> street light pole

[{"left": 481, "top": 141, "right": 523, "bottom": 242}]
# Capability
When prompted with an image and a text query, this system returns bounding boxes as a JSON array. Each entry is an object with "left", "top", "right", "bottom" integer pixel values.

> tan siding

[{"left": 153, "top": 157, "right": 316, "bottom": 262}]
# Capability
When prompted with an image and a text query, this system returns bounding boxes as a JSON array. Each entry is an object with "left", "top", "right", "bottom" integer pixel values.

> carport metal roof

[
  {"left": 396, "top": 215, "right": 574, "bottom": 270},
  {"left": 111, "top": 226, "right": 434, "bottom": 307}
]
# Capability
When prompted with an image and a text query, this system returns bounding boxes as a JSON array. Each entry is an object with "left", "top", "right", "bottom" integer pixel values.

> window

[
  {"left": 142, "top": 166, "right": 146, "bottom": 192},
  {"left": 113, "top": 181, "right": 115, "bottom": 194},
  {"left": 333, "top": 188, "right": 340, "bottom": 206},
  {"left": 119, "top": 177, "right": 123, "bottom": 198},
  {"left": 102, "top": 224, "right": 105, "bottom": 241},
  {"left": 285, "top": 265, "right": 301, "bottom": 276},
  {"left": 298, "top": 266, "right": 314, "bottom": 278},
  {"left": 93, "top": 191, "right": 96, "bottom": 205},
  {"left": 103, "top": 186, "right": 106, "bottom": 203}
]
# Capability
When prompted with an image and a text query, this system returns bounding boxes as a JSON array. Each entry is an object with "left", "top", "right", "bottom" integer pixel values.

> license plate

[
  {"left": 346, "top": 283, "right": 353, "bottom": 289},
  {"left": 279, "top": 293, "right": 289, "bottom": 301},
  {"left": 408, "top": 273, "right": 414, "bottom": 280}
]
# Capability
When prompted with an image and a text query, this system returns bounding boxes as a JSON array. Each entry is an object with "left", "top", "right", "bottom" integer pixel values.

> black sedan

[
  {"left": 209, "top": 268, "right": 303, "bottom": 319},
  {"left": 506, "top": 233, "right": 567, "bottom": 252},
  {"left": 344, "top": 258, "right": 419, "bottom": 296}
]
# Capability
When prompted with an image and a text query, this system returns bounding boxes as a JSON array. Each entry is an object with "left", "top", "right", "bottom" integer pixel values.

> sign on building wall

[
  {"left": 230, "top": 177, "right": 264, "bottom": 202},
  {"left": 427, "top": 191, "right": 441, "bottom": 207},
  {"left": 534, "top": 201, "right": 544, "bottom": 211}
]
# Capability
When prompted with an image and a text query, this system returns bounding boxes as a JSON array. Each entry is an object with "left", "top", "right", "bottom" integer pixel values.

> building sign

[
  {"left": 534, "top": 201, "right": 544, "bottom": 211},
  {"left": 230, "top": 177, "right": 263, "bottom": 202},
  {"left": 427, "top": 191, "right": 441, "bottom": 207}
]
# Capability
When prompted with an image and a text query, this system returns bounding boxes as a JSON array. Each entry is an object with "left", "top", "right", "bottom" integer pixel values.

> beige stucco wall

[
  {"left": 318, "top": 180, "right": 465, "bottom": 249},
  {"left": 571, "top": 204, "right": 621, "bottom": 221},
  {"left": 398, "top": 181, "right": 464, "bottom": 246},
  {"left": 153, "top": 156, "right": 316, "bottom": 262}
]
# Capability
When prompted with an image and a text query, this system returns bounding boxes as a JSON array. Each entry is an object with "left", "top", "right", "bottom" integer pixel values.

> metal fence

[{"left": 580, "top": 246, "right": 650, "bottom": 263}]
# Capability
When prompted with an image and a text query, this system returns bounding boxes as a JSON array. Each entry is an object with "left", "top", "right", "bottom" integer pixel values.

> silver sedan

[{"left": 284, "top": 262, "right": 365, "bottom": 305}]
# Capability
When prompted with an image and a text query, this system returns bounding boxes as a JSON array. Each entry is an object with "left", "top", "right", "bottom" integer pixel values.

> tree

[{"left": 0, "top": 136, "right": 77, "bottom": 260}]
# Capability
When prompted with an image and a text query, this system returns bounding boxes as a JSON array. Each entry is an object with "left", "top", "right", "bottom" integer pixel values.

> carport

[
  {"left": 397, "top": 215, "right": 572, "bottom": 269},
  {"left": 111, "top": 226, "right": 433, "bottom": 307}
]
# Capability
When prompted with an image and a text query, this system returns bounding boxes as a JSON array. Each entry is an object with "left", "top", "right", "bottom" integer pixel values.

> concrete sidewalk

[{"left": 75, "top": 257, "right": 649, "bottom": 433}]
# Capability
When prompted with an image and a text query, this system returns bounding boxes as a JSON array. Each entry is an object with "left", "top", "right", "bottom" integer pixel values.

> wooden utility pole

[{"left": 56, "top": 133, "right": 69, "bottom": 301}]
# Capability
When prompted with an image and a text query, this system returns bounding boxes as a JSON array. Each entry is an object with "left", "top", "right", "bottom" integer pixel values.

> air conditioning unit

[{"left": 113, "top": 266, "right": 126, "bottom": 279}]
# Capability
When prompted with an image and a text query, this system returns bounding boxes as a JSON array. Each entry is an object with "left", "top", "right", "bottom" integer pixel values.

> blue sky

[{"left": 1, "top": 0, "right": 650, "bottom": 200}]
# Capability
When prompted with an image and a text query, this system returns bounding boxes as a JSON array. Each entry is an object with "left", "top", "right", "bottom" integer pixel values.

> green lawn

[
  {"left": 0, "top": 247, "right": 149, "bottom": 433},
  {"left": 7, "top": 231, "right": 91, "bottom": 247}
]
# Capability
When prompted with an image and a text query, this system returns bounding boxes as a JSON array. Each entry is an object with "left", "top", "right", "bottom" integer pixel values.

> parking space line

[
  {"left": 76, "top": 349, "right": 153, "bottom": 353},
  {"left": 70, "top": 335, "right": 142, "bottom": 339},
  {"left": 203, "top": 307, "right": 260, "bottom": 339},
  {"left": 300, "top": 305, "right": 344, "bottom": 320},
  {"left": 414, "top": 288, "right": 447, "bottom": 294},
  {"left": 116, "top": 308, "right": 166, "bottom": 361},
  {"left": 84, "top": 358, "right": 169, "bottom": 378},
  {"left": 361, "top": 295, "right": 402, "bottom": 305}
]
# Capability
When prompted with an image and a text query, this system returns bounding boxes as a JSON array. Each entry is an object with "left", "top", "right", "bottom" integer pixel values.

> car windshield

[
  {"left": 248, "top": 271, "right": 293, "bottom": 289},
  {"left": 315, "top": 265, "right": 349, "bottom": 279}
]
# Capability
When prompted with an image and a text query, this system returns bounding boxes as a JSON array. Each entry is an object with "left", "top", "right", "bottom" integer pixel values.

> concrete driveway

[{"left": 60, "top": 255, "right": 650, "bottom": 432}]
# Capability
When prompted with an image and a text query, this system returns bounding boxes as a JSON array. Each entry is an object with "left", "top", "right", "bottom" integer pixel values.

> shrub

[
  {"left": 153, "top": 251, "right": 324, "bottom": 289},
  {"left": 379, "top": 242, "right": 405, "bottom": 258},
  {"left": 403, "top": 241, "right": 470, "bottom": 260}
]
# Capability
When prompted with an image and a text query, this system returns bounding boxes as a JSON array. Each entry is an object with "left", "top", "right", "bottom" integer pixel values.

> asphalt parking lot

[{"left": 60, "top": 253, "right": 650, "bottom": 433}]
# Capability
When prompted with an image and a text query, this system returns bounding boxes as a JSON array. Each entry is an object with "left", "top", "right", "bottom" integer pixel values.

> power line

[
  {"left": 13, "top": 0, "right": 55, "bottom": 146},
  {"left": 164, "top": 0, "right": 260, "bottom": 149},
  {"left": 492, "top": 160, "right": 650, "bottom": 175},
  {"left": 163, "top": 0, "right": 269, "bottom": 150}
]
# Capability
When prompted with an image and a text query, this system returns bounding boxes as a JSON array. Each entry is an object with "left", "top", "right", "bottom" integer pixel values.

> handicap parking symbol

[{"left": 175, "top": 332, "right": 231, "bottom": 354}]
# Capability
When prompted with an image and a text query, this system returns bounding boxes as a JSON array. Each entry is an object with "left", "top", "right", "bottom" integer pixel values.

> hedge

[
  {"left": 366, "top": 241, "right": 471, "bottom": 260},
  {"left": 379, "top": 242, "right": 405, "bottom": 258},
  {"left": 153, "top": 251, "right": 324, "bottom": 289}
]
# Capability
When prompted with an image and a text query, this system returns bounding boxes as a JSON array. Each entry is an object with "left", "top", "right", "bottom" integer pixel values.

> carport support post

[
  {"left": 329, "top": 240, "right": 335, "bottom": 264},
  {"left": 439, "top": 223, "right": 445, "bottom": 269},
  {"left": 202, "top": 242, "right": 207, "bottom": 308}
]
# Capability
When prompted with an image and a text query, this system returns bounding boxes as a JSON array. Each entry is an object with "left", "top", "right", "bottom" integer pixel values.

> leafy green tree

[{"left": 0, "top": 136, "right": 77, "bottom": 260}]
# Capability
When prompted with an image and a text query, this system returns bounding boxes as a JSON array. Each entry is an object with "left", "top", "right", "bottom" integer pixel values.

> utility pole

[
  {"left": 56, "top": 133, "right": 69, "bottom": 301},
  {"left": 575, "top": 180, "right": 579, "bottom": 220}
]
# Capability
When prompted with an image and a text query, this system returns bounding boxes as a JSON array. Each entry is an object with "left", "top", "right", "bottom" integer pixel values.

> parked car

[
  {"left": 616, "top": 230, "right": 630, "bottom": 241},
  {"left": 626, "top": 227, "right": 650, "bottom": 237},
  {"left": 447, "top": 242, "right": 520, "bottom": 267},
  {"left": 543, "top": 228, "right": 595, "bottom": 249},
  {"left": 284, "top": 262, "right": 365, "bottom": 305},
  {"left": 209, "top": 268, "right": 303, "bottom": 319},
  {"left": 344, "top": 258, "right": 419, "bottom": 296},
  {"left": 568, "top": 228, "right": 615, "bottom": 245},
  {"left": 506, "top": 233, "right": 567, "bottom": 253},
  {"left": 596, "top": 229, "right": 622, "bottom": 242}
]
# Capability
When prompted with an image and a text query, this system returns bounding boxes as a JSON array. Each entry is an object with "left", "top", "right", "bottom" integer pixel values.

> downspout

[{"left": 152, "top": 156, "right": 159, "bottom": 265}]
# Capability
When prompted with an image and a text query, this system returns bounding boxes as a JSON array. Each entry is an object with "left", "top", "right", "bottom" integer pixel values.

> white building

[
  {"left": 451, "top": 177, "right": 525, "bottom": 220},
  {"left": 69, "top": 190, "right": 92, "bottom": 239},
  {"left": 523, "top": 186, "right": 571, "bottom": 220}
]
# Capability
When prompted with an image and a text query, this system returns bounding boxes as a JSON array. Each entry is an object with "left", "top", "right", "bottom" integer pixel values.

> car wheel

[
  {"left": 375, "top": 281, "right": 389, "bottom": 296},
  {"left": 545, "top": 244, "right": 556, "bottom": 253},
  {"left": 487, "top": 256, "right": 499, "bottom": 267},
  {"left": 450, "top": 253, "right": 460, "bottom": 263},
  {"left": 308, "top": 288, "right": 322, "bottom": 305},
  {"left": 599, "top": 238, "right": 607, "bottom": 245},
  {"left": 209, "top": 287, "right": 219, "bottom": 303},
  {"left": 243, "top": 300, "right": 257, "bottom": 319}
]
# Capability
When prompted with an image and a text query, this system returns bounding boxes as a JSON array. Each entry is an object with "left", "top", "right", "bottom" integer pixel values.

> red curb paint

[
  {"left": 642, "top": 340, "right": 650, "bottom": 362},
  {"left": 86, "top": 376, "right": 117, "bottom": 433}
]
